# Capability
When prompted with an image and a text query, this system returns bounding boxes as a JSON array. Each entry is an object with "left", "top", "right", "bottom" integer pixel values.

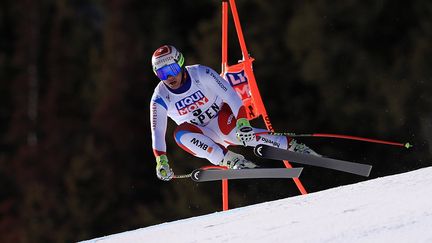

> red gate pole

[
  {"left": 221, "top": 0, "right": 230, "bottom": 211},
  {"left": 222, "top": 0, "right": 229, "bottom": 74}
]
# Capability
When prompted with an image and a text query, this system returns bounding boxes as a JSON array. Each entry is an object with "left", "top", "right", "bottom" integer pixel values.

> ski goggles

[{"left": 155, "top": 63, "right": 182, "bottom": 80}]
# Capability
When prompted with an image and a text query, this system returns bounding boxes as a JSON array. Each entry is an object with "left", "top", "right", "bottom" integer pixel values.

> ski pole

[
  {"left": 255, "top": 131, "right": 413, "bottom": 149},
  {"left": 173, "top": 165, "right": 228, "bottom": 180},
  {"left": 173, "top": 173, "right": 192, "bottom": 179}
]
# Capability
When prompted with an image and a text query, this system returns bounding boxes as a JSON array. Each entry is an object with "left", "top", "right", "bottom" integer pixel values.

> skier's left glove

[
  {"left": 236, "top": 118, "right": 255, "bottom": 146},
  {"left": 156, "top": 154, "right": 174, "bottom": 181}
]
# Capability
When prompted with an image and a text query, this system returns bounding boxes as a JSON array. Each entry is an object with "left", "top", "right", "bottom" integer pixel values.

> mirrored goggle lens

[{"left": 155, "top": 63, "right": 181, "bottom": 80}]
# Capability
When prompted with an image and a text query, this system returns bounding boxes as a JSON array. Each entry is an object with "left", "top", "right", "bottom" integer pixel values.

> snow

[{"left": 80, "top": 166, "right": 432, "bottom": 243}]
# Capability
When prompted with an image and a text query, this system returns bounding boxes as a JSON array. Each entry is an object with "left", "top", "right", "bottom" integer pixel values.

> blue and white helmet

[{"left": 151, "top": 45, "right": 185, "bottom": 80}]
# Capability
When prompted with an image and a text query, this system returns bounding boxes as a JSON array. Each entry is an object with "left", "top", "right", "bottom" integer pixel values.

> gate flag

[{"left": 222, "top": 59, "right": 260, "bottom": 120}]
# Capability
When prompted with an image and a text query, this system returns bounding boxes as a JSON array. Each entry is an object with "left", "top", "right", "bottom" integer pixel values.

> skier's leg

[
  {"left": 215, "top": 103, "right": 289, "bottom": 149},
  {"left": 175, "top": 104, "right": 254, "bottom": 169},
  {"left": 214, "top": 104, "right": 318, "bottom": 155},
  {"left": 191, "top": 104, "right": 256, "bottom": 168},
  {"left": 173, "top": 122, "right": 256, "bottom": 168},
  {"left": 246, "top": 130, "right": 319, "bottom": 156},
  {"left": 250, "top": 128, "right": 290, "bottom": 149},
  {"left": 252, "top": 130, "right": 320, "bottom": 156},
  {"left": 173, "top": 123, "right": 226, "bottom": 165}
]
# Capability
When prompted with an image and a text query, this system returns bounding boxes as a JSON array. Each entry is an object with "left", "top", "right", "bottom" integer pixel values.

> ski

[
  {"left": 254, "top": 145, "right": 372, "bottom": 177},
  {"left": 189, "top": 167, "right": 303, "bottom": 182}
]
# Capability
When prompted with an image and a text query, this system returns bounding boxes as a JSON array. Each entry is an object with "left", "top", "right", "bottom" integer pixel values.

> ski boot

[
  {"left": 220, "top": 151, "right": 257, "bottom": 169},
  {"left": 288, "top": 139, "right": 321, "bottom": 157}
]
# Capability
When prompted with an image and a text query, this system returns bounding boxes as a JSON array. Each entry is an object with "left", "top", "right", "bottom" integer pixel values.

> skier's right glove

[
  {"left": 236, "top": 118, "right": 255, "bottom": 146},
  {"left": 156, "top": 154, "right": 174, "bottom": 181}
]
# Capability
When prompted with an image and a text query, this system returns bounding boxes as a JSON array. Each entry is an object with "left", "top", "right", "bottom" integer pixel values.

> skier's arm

[
  {"left": 150, "top": 93, "right": 174, "bottom": 180},
  {"left": 150, "top": 93, "right": 168, "bottom": 157},
  {"left": 199, "top": 65, "right": 247, "bottom": 119}
]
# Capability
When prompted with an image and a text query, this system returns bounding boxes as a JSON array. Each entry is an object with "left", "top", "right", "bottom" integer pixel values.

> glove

[
  {"left": 235, "top": 118, "right": 255, "bottom": 146},
  {"left": 156, "top": 154, "right": 174, "bottom": 181}
]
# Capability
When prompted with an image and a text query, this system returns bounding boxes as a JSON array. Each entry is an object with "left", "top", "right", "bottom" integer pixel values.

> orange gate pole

[{"left": 221, "top": 0, "right": 230, "bottom": 211}]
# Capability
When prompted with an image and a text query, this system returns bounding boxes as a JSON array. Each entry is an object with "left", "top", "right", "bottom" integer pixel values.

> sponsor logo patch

[
  {"left": 225, "top": 70, "right": 248, "bottom": 86},
  {"left": 190, "top": 138, "right": 213, "bottom": 153},
  {"left": 259, "top": 136, "right": 281, "bottom": 148},
  {"left": 153, "top": 45, "right": 172, "bottom": 58},
  {"left": 207, "top": 69, "right": 228, "bottom": 91},
  {"left": 189, "top": 102, "right": 220, "bottom": 125},
  {"left": 225, "top": 70, "right": 251, "bottom": 99},
  {"left": 175, "top": 91, "right": 209, "bottom": 115}
]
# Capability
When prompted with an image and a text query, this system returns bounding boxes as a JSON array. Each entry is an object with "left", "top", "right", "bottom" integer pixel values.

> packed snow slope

[{"left": 81, "top": 166, "right": 432, "bottom": 243}]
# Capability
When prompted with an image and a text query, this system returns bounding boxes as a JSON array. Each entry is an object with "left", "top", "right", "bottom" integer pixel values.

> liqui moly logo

[
  {"left": 175, "top": 91, "right": 209, "bottom": 115},
  {"left": 225, "top": 70, "right": 248, "bottom": 86},
  {"left": 225, "top": 70, "right": 251, "bottom": 99}
]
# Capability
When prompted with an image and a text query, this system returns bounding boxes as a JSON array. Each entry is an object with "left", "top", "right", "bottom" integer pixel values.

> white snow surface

[{"left": 80, "top": 166, "right": 432, "bottom": 243}]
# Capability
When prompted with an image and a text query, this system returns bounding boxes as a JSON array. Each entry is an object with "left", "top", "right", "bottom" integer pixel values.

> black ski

[
  {"left": 254, "top": 145, "right": 372, "bottom": 177},
  {"left": 190, "top": 167, "right": 303, "bottom": 182}
]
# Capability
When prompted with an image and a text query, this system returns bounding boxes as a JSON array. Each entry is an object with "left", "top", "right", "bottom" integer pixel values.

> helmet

[{"left": 151, "top": 45, "right": 185, "bottom": 80}]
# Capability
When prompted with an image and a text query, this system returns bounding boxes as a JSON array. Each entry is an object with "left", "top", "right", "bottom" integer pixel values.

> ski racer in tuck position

[{"left": 150, "top": 45, "right": 318, "bottom": 181}]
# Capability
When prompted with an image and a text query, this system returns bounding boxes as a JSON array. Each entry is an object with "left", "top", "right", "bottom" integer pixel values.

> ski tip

[
  {"left": 363, "top": 165, "right": 373, "bottom": 177},
  {"left": 365, "top": 168, "right": 371, "bottom": 177},
  {"left": 296, "top": 167, "right": 304, "bottom": 176},
  {"left": 404, "top": 142, "right": 413, "bottom": 149}
]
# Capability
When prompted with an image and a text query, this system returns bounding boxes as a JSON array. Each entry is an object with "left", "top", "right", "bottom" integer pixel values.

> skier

[{"left": 150, "top": 45, "right": 318, "bottom": 181}]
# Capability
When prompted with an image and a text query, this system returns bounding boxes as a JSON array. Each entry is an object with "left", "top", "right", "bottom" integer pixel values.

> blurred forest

[{"left": 1, "top": 0, "right": 431, "bottom": 242}]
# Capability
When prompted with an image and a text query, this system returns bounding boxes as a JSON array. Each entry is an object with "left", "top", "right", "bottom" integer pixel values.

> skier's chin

[
  {"left": 164, "top": 79, "right": 178, "bottom": 89},
  {"left": 169, "top": 81, "right": 179, "bottom": 89}
]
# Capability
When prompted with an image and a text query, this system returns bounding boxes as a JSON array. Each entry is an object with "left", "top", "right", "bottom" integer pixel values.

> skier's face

[{"left": 163, "top": 71, "right": 183, "bottom": 89}]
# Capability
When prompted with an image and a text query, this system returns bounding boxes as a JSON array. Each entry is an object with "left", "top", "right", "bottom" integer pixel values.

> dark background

[{"left": 1, "top": 0, "right": 431, "bottom": 242}]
